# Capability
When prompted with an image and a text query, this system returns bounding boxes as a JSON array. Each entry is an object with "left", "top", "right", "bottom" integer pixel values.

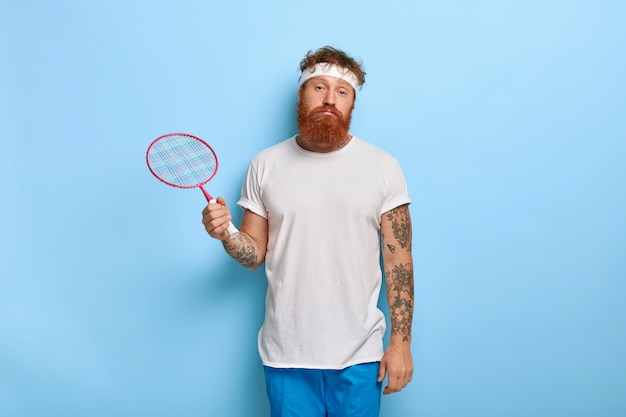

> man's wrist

[{"left": 388, "top": 334, "right": 412, "bottom": 347}]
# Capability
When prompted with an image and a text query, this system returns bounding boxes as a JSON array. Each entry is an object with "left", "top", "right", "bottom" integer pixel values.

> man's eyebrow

[{"left": 328, "top": 78, "right": 353, "bottom": 90}]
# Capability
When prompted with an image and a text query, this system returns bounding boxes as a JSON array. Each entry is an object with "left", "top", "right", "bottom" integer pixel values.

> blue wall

[{"left": 1, "top": 1, "right": 625, "bottom": 416}]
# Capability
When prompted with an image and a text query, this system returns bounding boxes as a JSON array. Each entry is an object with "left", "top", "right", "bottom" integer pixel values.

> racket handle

[
  {"left": 209, "top": 199, "right": 240, "bottom": 239},
  {"left": 226, "top": 222, "right": 240, "bottom": 239}
]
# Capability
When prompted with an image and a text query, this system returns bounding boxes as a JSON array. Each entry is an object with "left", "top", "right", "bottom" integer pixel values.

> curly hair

[{"left": 299, "top": 46, "right": 366, "bottom": 87}]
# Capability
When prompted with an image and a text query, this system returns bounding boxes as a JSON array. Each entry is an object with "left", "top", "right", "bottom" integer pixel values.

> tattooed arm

[
  {"left": 202, "top": 197, "right": 268, "bottom": 270},
  {"left": 377, "top": 204, "right": 415, "bottom": 394}
]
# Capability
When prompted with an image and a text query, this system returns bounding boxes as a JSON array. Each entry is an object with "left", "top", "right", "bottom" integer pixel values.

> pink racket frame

[{"left": 146, "top": 132, "right": 219, "bottom": 201}]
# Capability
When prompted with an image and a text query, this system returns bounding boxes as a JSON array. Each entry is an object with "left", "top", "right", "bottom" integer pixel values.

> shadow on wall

[{"left": 183, "top": 260, "right": 270, "bottom": 416}]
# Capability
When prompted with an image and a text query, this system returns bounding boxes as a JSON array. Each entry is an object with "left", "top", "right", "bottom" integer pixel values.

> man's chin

[{"left": 297, "top": 104, "right": 351, "bottom": 146}]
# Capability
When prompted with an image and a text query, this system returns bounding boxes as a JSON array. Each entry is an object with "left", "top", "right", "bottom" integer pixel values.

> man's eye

[{"left": 338, "top": 90, "right": 347, "bottom": 96}]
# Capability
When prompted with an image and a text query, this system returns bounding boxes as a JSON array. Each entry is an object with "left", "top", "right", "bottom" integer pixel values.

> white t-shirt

[{"left": 238, "top": 135, "right": 411, "bottom": 369}]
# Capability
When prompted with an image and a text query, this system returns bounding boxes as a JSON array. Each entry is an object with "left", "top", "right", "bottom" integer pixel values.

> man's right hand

[{"left": 201, "top": 196, "right": 235, "bottom": 241}]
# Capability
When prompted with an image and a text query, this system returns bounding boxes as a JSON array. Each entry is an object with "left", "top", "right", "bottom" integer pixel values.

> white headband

[{"left": 299, "top": 63, "right": 360, "bottom": 93}]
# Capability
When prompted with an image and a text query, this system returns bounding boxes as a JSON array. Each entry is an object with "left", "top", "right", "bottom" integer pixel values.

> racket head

[{"left": 146, "top": 132, "right": 219, "bottom": 189}]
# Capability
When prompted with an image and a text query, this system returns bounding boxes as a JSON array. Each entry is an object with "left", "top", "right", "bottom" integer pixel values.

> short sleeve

[
  {"left": 380, "top": 158, "right": 411, "bottom": 215},
  {"left": 237, "top": 162, "right": 268, "bottom": 219}
]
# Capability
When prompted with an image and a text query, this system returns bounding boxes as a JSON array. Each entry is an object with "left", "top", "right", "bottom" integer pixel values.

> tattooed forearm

[
  {"left": 381, "top": 205, "right": 414, "bottom": 341},
  {"left": 222, "top": 233, "right": 259, "bottom": 269},
  {"left": 385, "top": 206, "right": 412, "bottom": 250},
  {"left": 386, "top": 262, "right": 414, "bottom": 342}
]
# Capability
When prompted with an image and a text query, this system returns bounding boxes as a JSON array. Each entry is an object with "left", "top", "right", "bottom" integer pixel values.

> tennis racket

[{"left": 146, "top": 132, "right": 239, "bottom": 238}]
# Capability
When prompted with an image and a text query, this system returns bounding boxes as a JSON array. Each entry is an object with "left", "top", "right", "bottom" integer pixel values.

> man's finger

[
  {"left": 377, "top": 361, "right": 387, "bottom": 383},
  {"left": 383, "top": 369, "right": 412, "bottom": 394}
]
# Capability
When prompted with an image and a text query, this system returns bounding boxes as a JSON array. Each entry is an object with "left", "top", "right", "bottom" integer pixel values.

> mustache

[{"left": 310, "top": 105, "right": 344, "bottom": 117}]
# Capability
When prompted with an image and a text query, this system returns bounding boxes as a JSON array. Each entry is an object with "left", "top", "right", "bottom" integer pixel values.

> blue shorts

[{"left": 263, "top": 362, "right": 382, "bottom": 417}]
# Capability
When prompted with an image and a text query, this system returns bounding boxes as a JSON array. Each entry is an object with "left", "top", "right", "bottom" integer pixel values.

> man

[{"left": 202, "top": 46, "right": 414, "bottom": 417}]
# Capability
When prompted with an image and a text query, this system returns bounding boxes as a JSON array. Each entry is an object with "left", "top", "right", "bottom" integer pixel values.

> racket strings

[{"left": 148, "top": 135, "right": 217, "bottom": 187}]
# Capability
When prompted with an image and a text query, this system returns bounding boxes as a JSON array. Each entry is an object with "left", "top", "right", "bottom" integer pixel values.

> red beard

[{"left": 297, "top": 101, "right": 352, "bottom": 146}]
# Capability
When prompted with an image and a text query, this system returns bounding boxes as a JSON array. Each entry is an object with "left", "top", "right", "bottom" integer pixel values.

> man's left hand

[{"left": 378, "top": 341, "right": 413, "bottom": 394}]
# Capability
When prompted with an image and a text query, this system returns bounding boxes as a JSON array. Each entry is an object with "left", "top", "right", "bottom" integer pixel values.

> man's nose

[{"left": 323, "top": 90, "right": 335, "bottom": 106}]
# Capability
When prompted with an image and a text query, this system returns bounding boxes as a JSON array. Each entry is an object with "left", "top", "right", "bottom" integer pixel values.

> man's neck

[{"left": 295, "top": 134, "right": 353, "bottom": 153}]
